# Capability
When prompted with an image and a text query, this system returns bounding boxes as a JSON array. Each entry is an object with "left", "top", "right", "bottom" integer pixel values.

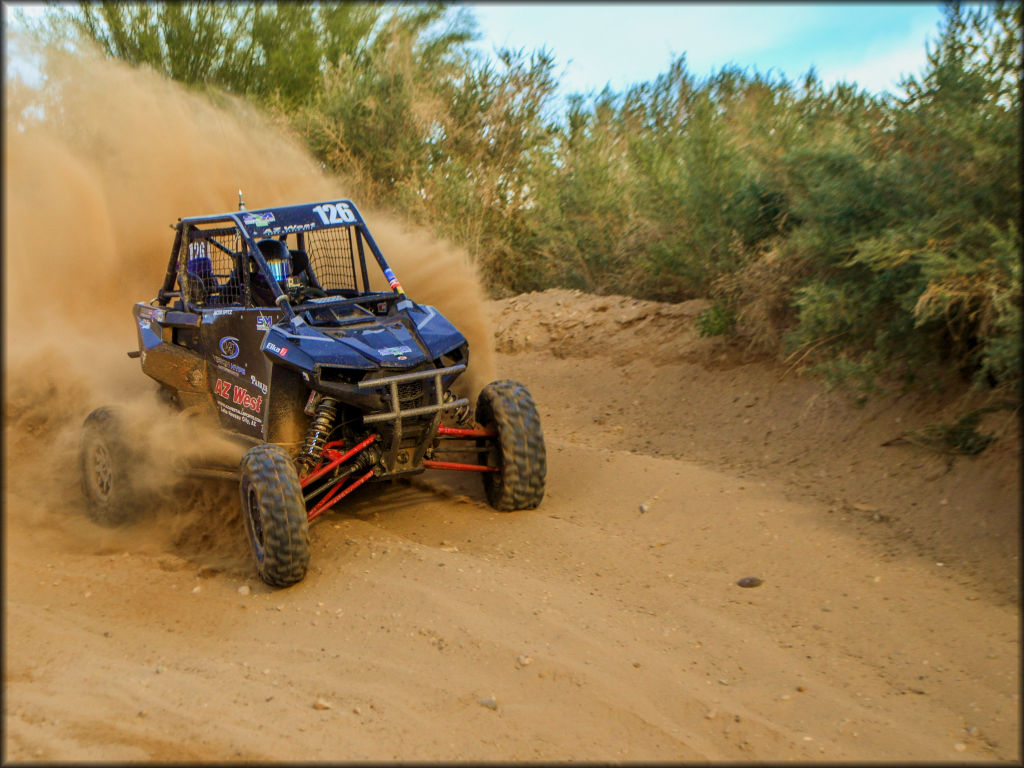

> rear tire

[
  {"left": 239, "top": 444, "right": 310, "bottom": 587},
  {"left": 79, "top": 407, "right": 139, "bottom": 526},
  {"left": 476, "top": 380, "right": 546, "bottom": 511}
]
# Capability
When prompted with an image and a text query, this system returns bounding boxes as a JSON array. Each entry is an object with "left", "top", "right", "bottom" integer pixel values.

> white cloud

[
  {"left": 813, "top": 14, "right": 940, "bottom": 95},
  {"left": 469, "top": 3, "right": 824, "bottom": 95},
  {"left": 467, "top": 3, "right": 948, "bottom": 102}
]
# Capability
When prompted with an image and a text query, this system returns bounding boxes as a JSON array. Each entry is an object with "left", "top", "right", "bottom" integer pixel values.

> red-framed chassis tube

[{"left": 298, "top": 425, "right": 499, "bottom": 522}]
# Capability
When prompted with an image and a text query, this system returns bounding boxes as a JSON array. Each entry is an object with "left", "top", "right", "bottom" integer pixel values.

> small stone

[
  {"left": 737, "top": 577, "right": 763, "bottom": 588},
  {"left": 238, "top": 585, "right": 251, "bottom": 596},
  {"left": 704, "top": 709, "right": 717, "bottom": 720},
  {"left": 639, "top": 504, "right": 648, "bottom": 514},
  {"left": 516, "top": 655, "right": 533, "bottom": 667},
  {"left": 796, "top": 685, "right": 807, "bottom": 693},
  {"left": 313, "top": 698, "right": 331, "bottom": 710},
  {"left": 478, "top": 697, "right": 498, "bottom": 710},
  {"left": 953, "top": 742, "right": 967, "bottom": 752},
  {"left": 191, "top": 585, "right": 201, "bottom": 594}
]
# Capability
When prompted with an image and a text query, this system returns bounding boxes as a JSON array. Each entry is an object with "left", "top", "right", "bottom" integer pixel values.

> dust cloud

[{"left": 3, "top": 42, "right": 495, "bottom": 551}]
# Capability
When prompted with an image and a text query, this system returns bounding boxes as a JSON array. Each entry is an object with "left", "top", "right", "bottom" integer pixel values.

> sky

[
  {"left": 4, "top": 2, "right": 950, "bottom": 103},
  {"left": 463, "top": 2, "right": 948, "bottom": 100}
]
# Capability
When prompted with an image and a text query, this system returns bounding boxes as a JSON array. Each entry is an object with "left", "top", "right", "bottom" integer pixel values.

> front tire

[
  {"left": 239, "top": 444, "right": 310, "bottom": 587},
  {"left": 79, "top": 407, "right": 139, "bottom": 526},
  {"left": 476, "top": 380, "right": 546, "bottom": 510}
]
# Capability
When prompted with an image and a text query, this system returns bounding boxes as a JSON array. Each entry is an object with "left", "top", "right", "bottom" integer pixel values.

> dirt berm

[{"left": 4, "top": 288, "right": 1019, "bottom": 762}]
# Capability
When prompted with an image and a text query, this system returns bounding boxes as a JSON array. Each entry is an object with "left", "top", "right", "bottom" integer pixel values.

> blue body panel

[{"left": 260, "top": 299, "right": 466, "bottom": 374}]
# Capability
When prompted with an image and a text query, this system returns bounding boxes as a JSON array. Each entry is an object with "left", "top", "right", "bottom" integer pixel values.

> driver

[
  {"left": 250, "top": 238, "right": 326, "bottom": 306},
  {"left": 251, "top": 238, "right": 296, "bottom": 305}
]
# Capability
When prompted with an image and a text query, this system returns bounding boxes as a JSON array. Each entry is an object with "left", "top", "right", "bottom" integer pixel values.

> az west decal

[{"left": 214, "top": 378, "right": 263, "bottom": 412}]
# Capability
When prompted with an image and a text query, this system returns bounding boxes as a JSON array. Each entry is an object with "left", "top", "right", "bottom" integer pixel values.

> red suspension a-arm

[
  {"left": 300, "top": 434, "right": 377, "bottom": 489},
  {"left": 436, "top": 425, "right": 496, "bottom": 439}
]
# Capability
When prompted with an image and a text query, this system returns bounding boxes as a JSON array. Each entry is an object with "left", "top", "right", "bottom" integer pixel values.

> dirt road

[
  {"left": 4, "top": 47, "right": 1018, "bottom": 762},
  {"left": 4, "top": 290, "right": 1019, "bottom": 762}
]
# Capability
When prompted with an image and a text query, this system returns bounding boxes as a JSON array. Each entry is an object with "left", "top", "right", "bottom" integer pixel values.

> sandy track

[
  {"left": 6, "top": 47, "right": 1017, "bottom": 762},
  {"left": 4, "top": 292, "right": 1019, "bottom": 763}
]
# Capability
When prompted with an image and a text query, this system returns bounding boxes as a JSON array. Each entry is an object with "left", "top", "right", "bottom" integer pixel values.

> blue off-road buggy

[{"left": 79, "top": 197, "right": 545, "bottom": 587}]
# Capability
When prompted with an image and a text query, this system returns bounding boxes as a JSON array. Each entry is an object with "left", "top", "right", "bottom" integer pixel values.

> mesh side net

[
  {"left": 176, "top": 223, "right": 364, "bottom": 307},
  {"left": 178, "top": 226, "right": 246, "bottom": 307},
  {"left": 304, "top": 227, "right": 360, "bottom": 292}
]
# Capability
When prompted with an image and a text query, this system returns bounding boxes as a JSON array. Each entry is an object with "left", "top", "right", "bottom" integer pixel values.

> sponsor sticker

[
  {"left": 381, "top": 345, "right": 413, "bottom": 357},
  {"left": 266, "top": 341, "right": 288, "bottom": 357},
  {"left": 219, "top": 336, "right": 240, "bottom": 359},
  {"left": 214, "top": 356, "right": 245, "bottom": 377},
  {"left": 261, "top": 222, "right": 316, "bottom": 236},
  {"left": 256, "top": 315, "right": 272, "bottom": 332},
  {"left": 249, "top": 375, "right": 268, "bottom": 395},
  {"left": 215, "top": 401, "right": 262, "bottom": 429},
  {"left": 138, "top": 307, "right": 166, "bottom": 323},
  {"left": 214, "top": 378, "right": 263, "bottom": 412},
  {"left": 242, "top": 211, "right": 275, "bottom": 228}
]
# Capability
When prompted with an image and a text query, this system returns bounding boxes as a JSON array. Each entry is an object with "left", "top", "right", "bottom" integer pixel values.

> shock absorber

[{"left": 296, "top": 395, "right": 338, "bottom": 474}]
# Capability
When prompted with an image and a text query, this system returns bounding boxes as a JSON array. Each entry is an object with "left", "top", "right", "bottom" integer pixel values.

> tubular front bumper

[{"left": 357, "top": 363, "right": 469, "bottom": 472}]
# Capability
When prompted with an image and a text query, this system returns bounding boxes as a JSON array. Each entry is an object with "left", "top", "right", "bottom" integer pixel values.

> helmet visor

[{"left": 267, "top": 258, "right": 290, "bottom": 282}]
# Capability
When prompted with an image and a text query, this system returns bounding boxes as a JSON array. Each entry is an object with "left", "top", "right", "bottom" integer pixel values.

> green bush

[
  {"left": 30, "top": 0, "right": 1021, "bottom": 395},
  {"left": 697, "top": 304, "right": 737, "bottom": 338}
]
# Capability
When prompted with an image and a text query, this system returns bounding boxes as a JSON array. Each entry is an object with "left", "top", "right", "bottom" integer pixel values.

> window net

[{"left": 176, "top": 222, "right": 366, "bottom": 308}]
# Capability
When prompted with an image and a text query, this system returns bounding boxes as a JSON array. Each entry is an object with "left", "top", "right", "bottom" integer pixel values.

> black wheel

[
  {"left": 239, "top": 444, "right": 310, "bottom": 587},
  {"left": 476, "top": 380, "right": 546, "bottom": 511},
  {"left": 79, "top": 407, "right": 139, "bottom": 526}
]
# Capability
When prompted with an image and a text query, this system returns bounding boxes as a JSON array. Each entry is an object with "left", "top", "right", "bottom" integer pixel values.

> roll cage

[{"left": 155, "top": 199, "right": 406, "bottom": 318}]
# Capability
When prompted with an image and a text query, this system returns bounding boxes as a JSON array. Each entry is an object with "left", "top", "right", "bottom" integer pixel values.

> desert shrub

[
  {"left": 696, "top": 304, "right": 737, "bottom": 338},
  {"left": 23, "top": 0, "right": 1021, "bottom": 394}
]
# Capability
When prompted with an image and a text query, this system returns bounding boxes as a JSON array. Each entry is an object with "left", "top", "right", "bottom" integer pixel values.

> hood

[{"left": 260, "top": 300, "right": 466, "bottom": 372}]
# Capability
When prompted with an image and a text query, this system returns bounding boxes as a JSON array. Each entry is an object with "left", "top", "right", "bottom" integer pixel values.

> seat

[{"left": 185, "top": 254, "right": 219, "bottom": 305}]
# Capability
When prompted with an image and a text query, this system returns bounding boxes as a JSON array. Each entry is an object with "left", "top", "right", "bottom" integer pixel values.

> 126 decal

[{"left": 312, "top": 202, "right": 356, "bottom": 225}]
